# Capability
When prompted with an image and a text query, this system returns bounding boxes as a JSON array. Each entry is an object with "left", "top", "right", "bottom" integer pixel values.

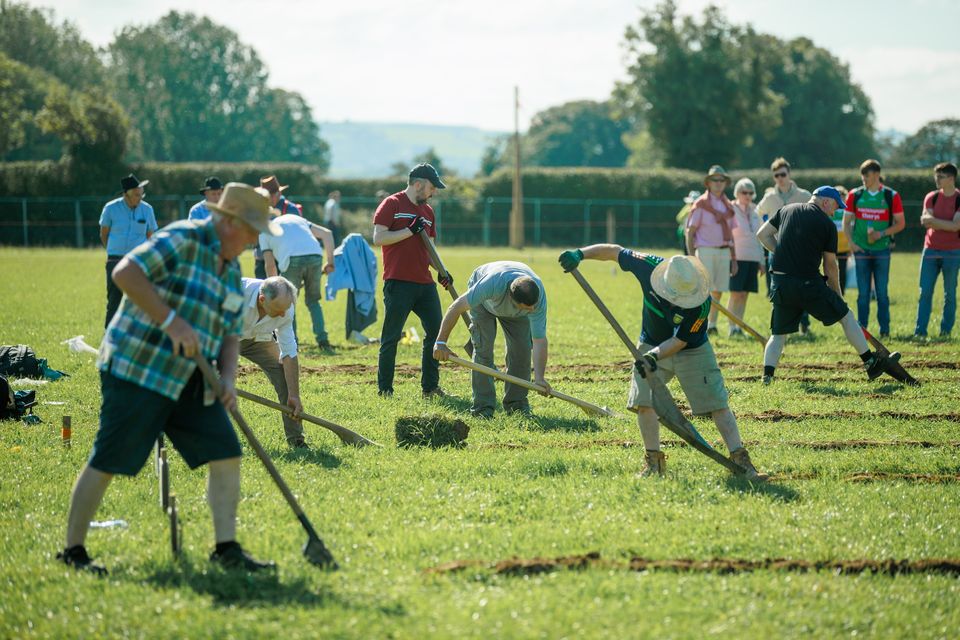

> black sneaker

[
  {"left": 210, "top": 542, "right": 276, "bottom": 572},
  {"left": 57, "top": 545, "right": 108, "bottom": 576},
  {"left": 290, "top": 438, "right": 309, "bottom": 449},
  {"left": 866, "top": 351, "right": 901, "bottom": 381},
  {"left": 317, "top": 341, "right": 336, "bottom": 354}
]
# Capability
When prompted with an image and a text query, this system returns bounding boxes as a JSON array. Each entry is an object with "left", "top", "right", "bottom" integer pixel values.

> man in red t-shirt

[
  {"left": 372, "top": 163, "right": 453, "bottom": 396},
  {"left": 915, "top": 162, "right": 960, "bottom": 338}
]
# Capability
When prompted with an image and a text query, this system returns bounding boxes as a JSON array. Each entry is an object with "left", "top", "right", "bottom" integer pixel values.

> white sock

[
  {"left": 840, "top": 310, "right": 869, "bottom": 354},
  {"left": 763, "top": 334, "right": 786, "bottom": 369}
]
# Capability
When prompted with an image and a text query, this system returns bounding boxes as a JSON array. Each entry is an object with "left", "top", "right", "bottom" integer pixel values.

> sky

[{"left": 43, "top": 0, "right": 960, "bottom": 134}]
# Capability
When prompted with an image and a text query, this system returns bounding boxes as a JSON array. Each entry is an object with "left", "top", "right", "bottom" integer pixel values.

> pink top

[
  {"left": 687, "top": 194, "right": 737, "bottom": 248},
  {"left": 923, "top": 190, "right": 960, "bottom": 251}
]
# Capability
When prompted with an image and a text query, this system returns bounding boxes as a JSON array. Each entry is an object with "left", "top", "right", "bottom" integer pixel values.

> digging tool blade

[
  {"left": 861, "top": 328, "right": 919, "bottom": 386},
  {"left": 567, "top": 268, "right": 747, "bottom": 474}
]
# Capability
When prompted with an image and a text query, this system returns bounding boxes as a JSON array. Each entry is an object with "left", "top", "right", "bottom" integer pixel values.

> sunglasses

[
  {"left": 773, "top": 172, "right": 788, "bottom": 178},
  {"left": 935, "top": 174, "right": 952, "bottom": 180},
  {"left": 708, "top": 177, "right": 727, "bottom": 183},
  {"left": 740, "top": 191, "right": 755, "bottom": 195}
]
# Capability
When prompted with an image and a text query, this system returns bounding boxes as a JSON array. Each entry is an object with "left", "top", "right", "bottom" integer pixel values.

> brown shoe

[
  {"left": 730, "top": 447, "right": 769, "bottom": 481},
  {"left": 637, "top": 450, "right": 666, "bottom": 477},
  {"left": 422, "top": 387, "right": 447, "bottom": 399}
]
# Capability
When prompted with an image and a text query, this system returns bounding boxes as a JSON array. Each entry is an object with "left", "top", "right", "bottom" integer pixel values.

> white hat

[
  {"left": 207, "top": 183, "right": 282, "bottom": 236},
  {"left": 650, "top": 255, "right": 710, "bottom": 309}
]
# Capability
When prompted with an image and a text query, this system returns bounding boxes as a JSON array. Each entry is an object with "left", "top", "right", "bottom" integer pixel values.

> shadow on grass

[
  {"left": 143, "top": 558, "right": 406, "bottom": 615},
  {"left": 276, "top": 445, "right": 342, "bottom": 469},
  {"left": 722, "top": 475, "right": 801, "bottom": 502},
  {"left": 522, "top": 415, "right": 602, "bottom": 433},
  {"left": 798, "top": 384, "right": 853, "bottom": 397}
]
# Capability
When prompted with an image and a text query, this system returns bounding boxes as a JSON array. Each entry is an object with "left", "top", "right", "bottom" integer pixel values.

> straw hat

[
  {"left": 650, "top": 255, "right": 710, "bottom": 309},
  {"left": 207, "top": 183, "right": 282, "bottom": 236}
]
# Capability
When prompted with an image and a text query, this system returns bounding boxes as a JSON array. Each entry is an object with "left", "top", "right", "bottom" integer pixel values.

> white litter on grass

[
  {"left": 12, "top": 378, "right": 49, "bottom": 386},
  {"left": 62, "top": 335, "right": 99, "bottom": 355},
  {"left": 349, "top": 330, "right": 379, "bottom": 345},
  {"left": 89, "top": 520, "right": 128, "bottom": 529},
  {"left": 43, "top": 401, "right": 66, "bottom": 405}
]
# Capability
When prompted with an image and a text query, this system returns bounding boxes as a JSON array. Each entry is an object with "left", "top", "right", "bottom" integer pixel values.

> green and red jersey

[{"left": 844, "top": 187, "right": 904, "bottom": 251}]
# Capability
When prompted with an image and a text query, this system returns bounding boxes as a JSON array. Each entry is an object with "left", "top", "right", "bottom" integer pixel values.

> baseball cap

[
  {"left": 812, "top": 185, "right": 846, "bottom": 210},
  {"left": 409, "top": 163, "right": 446, "bottom": 189}
]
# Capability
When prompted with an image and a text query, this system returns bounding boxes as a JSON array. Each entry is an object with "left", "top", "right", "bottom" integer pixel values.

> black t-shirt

[
  {"left": 769, "top": 202, "right": 838, "bottom": 278},
  {"left": 617, "top": 249, "right": 710, "bottom": 349}
]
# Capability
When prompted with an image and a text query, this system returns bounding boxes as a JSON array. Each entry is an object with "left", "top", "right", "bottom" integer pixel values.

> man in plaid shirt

[{"left": 59, "top": 183, "right": 282, "bottom": 575}]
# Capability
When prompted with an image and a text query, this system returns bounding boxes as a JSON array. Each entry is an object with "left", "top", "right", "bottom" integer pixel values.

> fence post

[
  {"left": 434, "top": 201, "right": 442, "bottom": 242},
  {"left": 533, "top": 199, "right": 541, "bottom": 246},
  {"left": 483, "top": 198, "right": 492, "bottom": 247},
  {"left": 21, "top": 199, "right": 28, "bottom": 247},
  {"left": 632, "top": 201, "right": 640, "bottom": 247},
  {"left": 75, "top": 200, "right": 83, "bottom": 248},
  {"left": 583, "top": 200, "right": 591, "bottom": 245}
]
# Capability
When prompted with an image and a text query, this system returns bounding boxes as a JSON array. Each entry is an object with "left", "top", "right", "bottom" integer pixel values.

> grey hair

[
  {"left": 261, "top": 276, "right": 297, "bottom": 303},
  {"left": 734, "top": 178, "right": 755, "bottom": 196}
]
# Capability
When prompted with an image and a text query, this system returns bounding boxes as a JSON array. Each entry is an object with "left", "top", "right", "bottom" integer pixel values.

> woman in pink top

[
  {"left": 685, "top": 165, "right": 738, "bottom": 334},
  {"left": 728, "top": 178, "right": 765, "bottom": 337}
]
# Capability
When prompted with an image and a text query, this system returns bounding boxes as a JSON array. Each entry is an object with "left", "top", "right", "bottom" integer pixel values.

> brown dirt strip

[{"left": 425, "top": 552, "right": 960, "bottom": 577}]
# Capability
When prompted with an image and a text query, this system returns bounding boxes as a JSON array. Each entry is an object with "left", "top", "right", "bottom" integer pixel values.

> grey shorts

[{"left": 627, "top": 342, "right": 729, "bottom": 416}]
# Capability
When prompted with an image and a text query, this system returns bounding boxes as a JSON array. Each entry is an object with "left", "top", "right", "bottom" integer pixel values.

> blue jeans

[
  {"left": 282, "top": 255, "right": 328, "bottom": 345},
  {"left": 854, "top": 248, "right": 891, "bottom": 334},
  {"left": 915, "top": 248, "right": 960, "bottom": 336}
]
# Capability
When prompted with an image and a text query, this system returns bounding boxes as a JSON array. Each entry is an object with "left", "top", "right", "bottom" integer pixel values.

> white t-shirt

[
  {"left": 239, "top": 278, "right": 298, "bottom": 359},
  {"left": 258, "top": 214, "right": 321, "bottom": 273}
]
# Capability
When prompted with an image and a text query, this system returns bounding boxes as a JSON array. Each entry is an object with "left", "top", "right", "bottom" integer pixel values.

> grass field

[{"left": 1, "top": 246, "right": 958, "bottom": 639}]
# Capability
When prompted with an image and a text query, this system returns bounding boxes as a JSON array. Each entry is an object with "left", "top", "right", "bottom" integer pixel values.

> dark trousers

[
  {"left": 104, "top": 256, "right": 123, "bottom": 328},
  {"left": 254, "top": 259, "right": 267, "bottom": 280},
  {"left": 377, "top": 280, "right": 441, "bottom": 393}
]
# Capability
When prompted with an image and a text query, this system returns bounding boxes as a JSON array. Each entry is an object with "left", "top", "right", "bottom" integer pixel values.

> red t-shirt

[
  {"left": 373, "top": 191, "right": 436, "bottom": 283},
  {"left": 923, "top": 190, "right": 960, "bottom": 250}
]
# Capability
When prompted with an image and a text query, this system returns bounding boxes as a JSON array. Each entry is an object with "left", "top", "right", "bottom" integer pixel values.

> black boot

[
  {"left": 210, "top": 542, "right": 276, "bottom": 572},
  {"left": 56, "top": 545, "right": 108, "bottom": 576},
  {"left": 866, "top": 351, "right": 901, "bottom": 381}
]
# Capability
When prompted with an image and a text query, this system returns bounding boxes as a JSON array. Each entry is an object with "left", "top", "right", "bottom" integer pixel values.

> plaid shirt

[{"left": 98, "top": 219, "right": 245, "bottom": 400}]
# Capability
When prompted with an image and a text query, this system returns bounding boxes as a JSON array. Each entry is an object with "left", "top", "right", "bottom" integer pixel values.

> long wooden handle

[
  {"left": 419, "top": 230, "right": 472, "bottom": 332},
  {"left": 711, "top": 300, "right": 767, "bottom": 345},
  {"left": 234, "top": 388, "right": 380, "bottom": 447},
  {"left": 446, "top": 354, "right": 614, "bottom": 417}
]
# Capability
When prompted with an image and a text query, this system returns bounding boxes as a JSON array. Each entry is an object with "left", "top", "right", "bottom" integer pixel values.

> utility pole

[{"left": 510, "top": 86, "right": 524, "bottom": 249}]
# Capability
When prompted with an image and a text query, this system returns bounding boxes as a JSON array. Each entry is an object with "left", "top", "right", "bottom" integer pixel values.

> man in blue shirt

[
  {"left": 188, "top": 176, "right": 224, "bottom": 221},
  {"left": 99, "top": 174, "right": 159, "bottom": 327},
  {"left": 558, "top": 247, "right": 766, "bottom": 480},
  {"left": 433, "top": 261, "right": 550, "bottom": 418}
]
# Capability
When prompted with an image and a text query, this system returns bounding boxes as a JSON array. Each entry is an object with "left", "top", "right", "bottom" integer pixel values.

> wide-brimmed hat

[
  {"left": 683, "top": 190, "right": 700, "bottom": 204},
  {"left": 207, "top": 183, "right": 283, "bottom": 236},
  {"left": 200, "top": 176, "right": 224, "bottom": 193},
  {"left": 120, "top": 174, "right": 149, "bottom": 192},
  {"left": 650, "top": 255, "right": 710, "bottom": 309},
  {"left": 259, "top": 175, "right": 288, "bottom": 194},
  {"left": 704, "top": 165, "right": 730, "bottom": 187}
]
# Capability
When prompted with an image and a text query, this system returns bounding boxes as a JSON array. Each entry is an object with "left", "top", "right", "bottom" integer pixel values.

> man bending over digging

[
  {"left": 58, "top": 184, "right": 280, "bottom": 574},
  {"left": 558, "top": 247, "right": 766, "bottom": 480}
]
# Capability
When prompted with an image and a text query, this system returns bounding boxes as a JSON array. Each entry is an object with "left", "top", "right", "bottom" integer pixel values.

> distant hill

[{"left": 320, "top": 121, "right": 505, "bottom": 179}]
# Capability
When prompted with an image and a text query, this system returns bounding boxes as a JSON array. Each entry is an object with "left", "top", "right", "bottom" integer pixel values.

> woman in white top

[{"left": 728, "top": 178, "right": 765, "bottom": 336}]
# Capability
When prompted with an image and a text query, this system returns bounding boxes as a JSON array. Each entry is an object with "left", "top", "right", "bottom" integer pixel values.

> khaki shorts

[
  {"left": 695, "top": 246, "right": 732, "bottom": 292},
  {"left": 627, "top": 342, "right": 729, "bottom": 416}
]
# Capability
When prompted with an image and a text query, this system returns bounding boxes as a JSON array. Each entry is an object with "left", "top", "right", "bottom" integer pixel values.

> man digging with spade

[
  {"left": 559, "top": 247, "right": 766, "bottom": 480},
  {"left": 58, "top": 183, "right": 280, "bottom": 575}
]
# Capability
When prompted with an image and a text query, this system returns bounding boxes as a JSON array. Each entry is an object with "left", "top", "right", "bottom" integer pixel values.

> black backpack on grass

[
  {"left": 0, "top": 345, "right": 43, "bottom": 378},
  {"left": 0, "top": 375, "right": 36, "bottom": 421}
]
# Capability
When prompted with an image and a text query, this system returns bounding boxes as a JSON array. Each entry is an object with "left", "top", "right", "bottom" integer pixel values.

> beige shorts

[
  {"left": 627, "top": 342, "right": 729, "bottom": 416},
  {"left": 695, "top": 246, "right": 732, "bottom": 292}
]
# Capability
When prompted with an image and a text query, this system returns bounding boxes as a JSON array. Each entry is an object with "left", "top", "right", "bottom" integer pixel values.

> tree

[
  {"left": 108, "top": 11, "right": 329, "bottom": 167},
  {"left": 888, "top": 119, "right": 960, "bottom": 168},
  {"left": 524, "top": 100, "right": 629, "bottom": 168},
  {"left": 36, "top": 84, "right": 129, "bottom": 173},
  {"left": 390, "top": 147, "right": 454, "bottom": 178},
  {"left": 0, "top": 1, "right": 107, "bottom": 90},
  {"left": 617, "top": 1, "right": 780, "bottom": 169}
]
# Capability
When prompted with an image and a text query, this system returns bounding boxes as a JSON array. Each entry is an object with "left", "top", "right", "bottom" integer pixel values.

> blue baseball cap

[{"left": 812, "top": 185, "right": 846, "bottom": 210}]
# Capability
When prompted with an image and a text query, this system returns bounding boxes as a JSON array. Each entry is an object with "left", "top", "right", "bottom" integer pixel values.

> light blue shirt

[
  {"left": 188, "top": 200, "right": 212, "bottom": 221},
  {"left": 99, "top": 197, "right": 158, "bottom": 256},
  {"left": 465, "top": 261, "right": 548, "bottom": 339}
]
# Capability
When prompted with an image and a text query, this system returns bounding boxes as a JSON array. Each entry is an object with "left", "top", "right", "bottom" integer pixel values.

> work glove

[
  {"left": 407, "top": 216, "right": 427, "bottom": 235},
  {"left": 558, "top": 249, "right": 583, "bottom": 272},
  {"left": 438, "top": 273, "right": 454, "bottom": 288},
  {"left": 634, "top": 351, "right": 659, "bottom": 378}
]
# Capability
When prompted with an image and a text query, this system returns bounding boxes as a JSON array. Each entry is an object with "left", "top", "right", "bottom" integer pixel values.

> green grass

[{"left": 1, "top": 246, "right": 959, "bottom": 638}]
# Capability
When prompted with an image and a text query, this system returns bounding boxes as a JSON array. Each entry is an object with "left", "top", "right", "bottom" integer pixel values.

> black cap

[
  {"left": 408, "top": 163, "right": 446, "bottom": 189},
  {"left": 200, "top": 176, "right": 224, "bottom": 193},
  {"left": 120, "top": 174, "right": 149, "bottom": 192}
]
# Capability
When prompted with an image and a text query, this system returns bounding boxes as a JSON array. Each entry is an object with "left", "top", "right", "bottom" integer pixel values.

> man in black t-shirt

[
  {"left": 756, "top": 186, "right": 901, "bottom": 384},
  {"left": 558, "top": 246, "right": 765, "bottom": 480}
]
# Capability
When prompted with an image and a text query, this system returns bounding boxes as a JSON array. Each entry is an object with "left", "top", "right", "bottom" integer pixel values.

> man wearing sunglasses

[{"left": 757, "top": 158, "right": 813, "bottom": 333}]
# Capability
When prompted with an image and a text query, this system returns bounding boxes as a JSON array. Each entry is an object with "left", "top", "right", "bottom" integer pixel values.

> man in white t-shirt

[
  {"left": 239, "top": 276, "right": 308, "bottom": 447},
  {"left": 323, "top": 191, "right": 342, "bottom": 245},
  {"left": 259, "top": 214, "right": 336, "bottom": 351}
]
